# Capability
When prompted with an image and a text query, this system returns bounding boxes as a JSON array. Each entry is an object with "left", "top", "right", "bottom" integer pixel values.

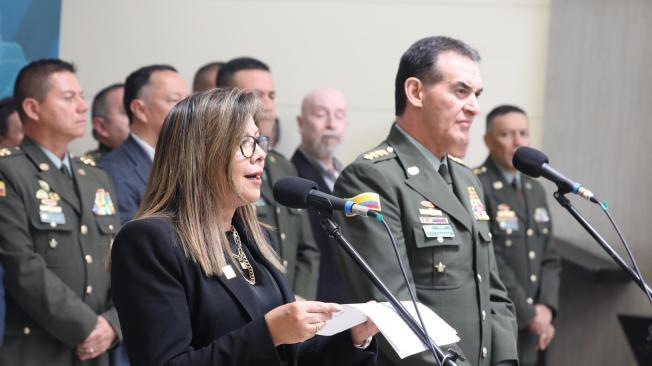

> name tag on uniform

[
  {"left": 40, "top": 211, "right": 66, "bottom": 225},
  {"left": 420, "top": 216, "right": 449, "bottom": 225},
  {"left": 423, "top": 224, "right": 455, "bottom": 238}
]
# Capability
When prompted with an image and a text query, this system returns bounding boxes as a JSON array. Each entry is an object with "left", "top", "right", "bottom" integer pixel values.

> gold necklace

[{"left": 231, "top": 226, "right": 256, "bottom": 285}]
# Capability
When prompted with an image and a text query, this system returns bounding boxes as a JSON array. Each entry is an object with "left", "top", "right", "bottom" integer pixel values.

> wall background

[{"left": 60, "top": 0, "right": 550, "bottom": 168}]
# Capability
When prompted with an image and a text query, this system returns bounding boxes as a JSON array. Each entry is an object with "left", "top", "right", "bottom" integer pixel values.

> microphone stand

[
  {"left": 553, "top": 191, "right": 652, "bottom": 299},
  {"left": 315, "top": 209, "right": 461, "bottom": 366}
]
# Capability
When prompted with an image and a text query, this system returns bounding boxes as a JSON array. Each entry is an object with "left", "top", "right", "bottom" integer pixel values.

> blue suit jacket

[{"left": 98, "top": 135, "right": 152, "bottom": 224}]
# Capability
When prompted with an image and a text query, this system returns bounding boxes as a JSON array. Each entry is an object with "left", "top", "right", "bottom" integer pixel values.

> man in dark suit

[
  {"left": 475, "top": 105, "right": 560, "bottom": 366},
  {"left": 291, "top": 87, "right": 350, "bottom": 303},
  {"left": 0, "top": 59, "right": 121, "bottom": 365},
  {"left": 216, "top": 57, "right": 320, "bottom": 300},
  {"left": 99, "top": 65, "right": 189, "bottom": 223},
  {"left": 84, "top": 84, "right": 129, "bottom": 161},
  {"left": 334, "top": 36, "right": 518, "bottom": 366}
]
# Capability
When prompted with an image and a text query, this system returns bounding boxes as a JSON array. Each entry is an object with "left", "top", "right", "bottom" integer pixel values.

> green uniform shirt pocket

[
  {"left": 411, "top": 225, "right": 463, "bottom": 289},
  {"left": 29, "top": 212, "right": 75, "bottom": 268}
]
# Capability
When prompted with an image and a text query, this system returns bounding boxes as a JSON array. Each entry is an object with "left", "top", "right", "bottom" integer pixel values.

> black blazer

[
  {"left": 291, "top": 149, "right": 350, "bottom": 303},
  {"left": 111, "top": 217, "right": 376, "bottom": 366}
]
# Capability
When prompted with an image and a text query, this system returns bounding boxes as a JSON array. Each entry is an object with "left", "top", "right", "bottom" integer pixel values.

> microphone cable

[
  {"left": 593, "top": 199, "right": 652, "bottom": 307},
  {"left": 377, "top": 216, "right": 451, "bottom": 366}
]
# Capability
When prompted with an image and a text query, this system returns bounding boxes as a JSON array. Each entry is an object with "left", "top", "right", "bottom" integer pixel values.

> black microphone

[
  {"left": 272, "top": 177, "right": 381, "bottom": 219},
  {"left": 513, "top": 146, "right": 596, "bottom": 202}
]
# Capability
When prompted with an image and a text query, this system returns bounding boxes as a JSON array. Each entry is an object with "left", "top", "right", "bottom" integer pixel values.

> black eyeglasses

[{"left": 239, "top": 135, "right": 270, "bottom": 158}]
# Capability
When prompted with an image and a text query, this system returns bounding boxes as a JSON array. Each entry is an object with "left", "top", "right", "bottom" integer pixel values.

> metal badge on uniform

[
  {"left": 423, "top": 224, "right": 455, "bottom": 239},
  {"left": 467, "top": 186, "right": 489, "bottom": 221},
  {"left": 420, "top": 216, "right": 449, "bottom": 225},
  {"left": 92, "top": 189, "right": 116, "bottom": 216},
  {"left": 222, "top": 264, "right": 236, "bottom": 279},
  {"left": 419, "top": 208, "right": 443, "bottom": 216},
  {"left": 496, "top": 204, "right": 519, "bottom": 231},
  {"left": 39, "top": 186, "right": 65, "bottom": 225},
  {"left": 420, "top": 200, "right": 435, "bottom": 208},
  {"left": 0, "top": 180, "right": 5, "bottom": 197},
  {"left": 534, "top": 207, "right": 550, "bottom": 222}
]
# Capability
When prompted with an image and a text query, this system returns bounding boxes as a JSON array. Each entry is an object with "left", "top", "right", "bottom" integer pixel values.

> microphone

[
  {"left": 512, "top": 146, "right": 596, "bottom": 202},
  {"left": 272, "top": 177, "right": 382, "bottom": 219}
]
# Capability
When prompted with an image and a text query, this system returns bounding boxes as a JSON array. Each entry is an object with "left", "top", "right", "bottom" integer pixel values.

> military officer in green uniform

[
  {"left": 0, "top": 59, "right": 121, "bottom": 365},
  {"left": 334, "top": 36, "right": 518, "bottom": 366},
  {"left": 216, "top": 57, "right": 320, "bottom": 300},
  {"left": 475, "top": 105, "right": 560, "bottom": 366}
]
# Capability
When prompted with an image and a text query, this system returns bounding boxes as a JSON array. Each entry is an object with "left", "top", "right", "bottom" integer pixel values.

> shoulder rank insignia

[
  {"left": 363, "top": 146, "right": 394, "bottom": 160},
  {"left": 80, "top": 154, "right": 96, "bottom": 167},
  {"left": 448, "top": 155, "right": 466, "bottom": 167},
  {"left": 0, "top": 147, "right": 12, "bottom": 157},
  {"left": 473, "top": 166, "right": 487, "bottom": 175},
  {"left": 362, "top": 146, "right": 394, "bottom": 160}
]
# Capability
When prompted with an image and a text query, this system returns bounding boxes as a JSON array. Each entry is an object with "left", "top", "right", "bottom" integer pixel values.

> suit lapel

[
  {"left": 22, "top": 139, "right": 81, "bottom": 214},
  {"left": 124, "top": 136, "right": 152, "bottom": 186},
  {"left": 388, "top": 126, "right": 473, "bottom": 232}
]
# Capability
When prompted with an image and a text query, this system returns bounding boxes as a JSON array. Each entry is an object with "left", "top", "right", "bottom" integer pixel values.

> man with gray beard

[{"left": 291, "top": 87, "right": 350, "bottom": 303}]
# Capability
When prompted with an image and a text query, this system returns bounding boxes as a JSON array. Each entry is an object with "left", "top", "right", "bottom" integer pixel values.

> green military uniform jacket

[
  {"left": 475, "top": 157, "right": 561, "bottom": 365},
  {"left": 256, "top": 150, "right": 320, "bottom": 299},
  {"left": 334, "top": 124, "right": 518, "bottom": 366},
  {"left": 0, "top": 138, "right": 122, "bottom": 366}
]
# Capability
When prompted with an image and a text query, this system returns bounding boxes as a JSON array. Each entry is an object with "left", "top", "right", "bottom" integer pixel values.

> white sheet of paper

[{"left": 317, "top": 301, "right": 460, "bottom": 359}]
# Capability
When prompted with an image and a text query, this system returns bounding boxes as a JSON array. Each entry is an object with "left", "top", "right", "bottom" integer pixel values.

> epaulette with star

[
  {"left": 363, "top": 146, "right": 395, "bottom": 161},
  {"left": 0, "top": 146, "right": 22, "bottom": 158},
  {"left": 79, "top": 154, "right": 97, "bottom": 167},
  {"left": 473, "top": 166, "right": 487, "bottom": 175}
]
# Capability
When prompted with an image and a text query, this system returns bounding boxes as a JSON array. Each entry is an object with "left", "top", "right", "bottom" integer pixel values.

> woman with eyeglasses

[{"left": 110, "top": 88, "right": 378, "bottom": 365}]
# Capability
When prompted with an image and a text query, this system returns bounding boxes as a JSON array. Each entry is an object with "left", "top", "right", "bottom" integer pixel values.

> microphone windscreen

[
  {"left": 272, "top": 177, "right": 318, "bottom": 209},
  {"left": 512, "top": 146, "right": 549, "bottom": 177}
]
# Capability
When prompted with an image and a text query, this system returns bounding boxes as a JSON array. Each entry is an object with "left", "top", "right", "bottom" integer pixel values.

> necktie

[
  {"left": 438, "top": 163, "right": 453, "bottom": 193},
  {"left": 512, "top": 176, "right": 525, "bottom": 206},
  {"left": 60, "top": 164, "right": 73, "bottom": 179}
]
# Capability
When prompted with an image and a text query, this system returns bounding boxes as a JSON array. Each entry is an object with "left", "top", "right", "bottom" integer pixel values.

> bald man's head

[{"left": 297, "top": 87, "right": 348, "bottom": 162}]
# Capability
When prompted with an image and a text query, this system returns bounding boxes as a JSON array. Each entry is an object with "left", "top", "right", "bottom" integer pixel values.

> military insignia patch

[
  {"left": 0, "top": 180, "right": 6, "bottom": 197},
  {"left": 420, "top": 200, "right": 435, "bottom": 208},
  {"left": 534, "top": 207, "right": 550, "bottom": 222},
  {"left": 92, "top": 189, "right": 116, "bottom": 216},
  {"left": 419, "top": 208, "right": 443, "bottom": 216},
  {"left": 423, "top": 224, "right": 455, "bottom": 238},
  {"left": 496, "top": 204, "right": 519, "bottom": 231},
  {"left": 467, "top": 186, "right": 490, "bottom": 221}
]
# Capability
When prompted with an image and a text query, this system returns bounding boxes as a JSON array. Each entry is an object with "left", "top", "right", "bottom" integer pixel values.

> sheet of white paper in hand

[{"left": 317, "top": 301, "right": 459, "bottom": 359}]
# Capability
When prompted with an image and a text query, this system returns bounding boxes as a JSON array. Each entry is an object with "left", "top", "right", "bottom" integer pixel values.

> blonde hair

[{"left": 136, "top": 88, "right": 284, "bottom": 276}]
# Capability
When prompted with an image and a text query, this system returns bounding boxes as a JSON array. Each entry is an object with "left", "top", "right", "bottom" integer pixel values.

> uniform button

[
  {"left": 276, "top": 207, "right": 281, "bottom": 214},
  {"left": 481, "top": 347, "right": 487, "bottom": 359},
  {"left": 86, "top": 285, "right": 93, "bottom": 294},
  {"left": 530, "top": 274, "right": 538, "bottom": 283},
  {"left": 542, "top": 227, "right": 549, "bottom": 235},
  {"left": 527, "top": 228, "right": 534, "bottom": 237},
  {"left": 77, "top": 168, "right": 86, "bottom": 176},
  {"left": 80, "top": 225, "right": 88, "bottom": 235},
  {"left": 481, "top": 310, "right": 487, "bottom": 321},
  {"left": 108, "top": 224, "right": 114, "bottom": 231},
  {"left": 386, "top": 146, "right": 394, "bottom": 153},
  {"left": 506, "top": 229, "right": 512, "bottom": 235},
  {"left": 529, "top": 251, "right": 536, "bottom": 260},
  {"left": 526, "top": 297, "right": 534, "bottom": 304},
  {"left": 505, "top": 239, "right": 513, "bottom": 247},
  {"left": 23, "top": 326, "right": 31, "bottom": 335},
  {"left": 49, "top": 238, "right": 58, "bottom": 248},
  {"left": 477, "top": 274, "right": 482, "bottom": 283},
  {"left": 280, "top": 232, "right": 286, "bottom": 240},
  {"left": 282, "top": 260, "right": 288, "bottom": 267},
  {"left": 85, "top": 255, "right": 93, "bottom": 264},
  {"left": 50, "top": 222, "right": 57, "bottom": 228}
]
